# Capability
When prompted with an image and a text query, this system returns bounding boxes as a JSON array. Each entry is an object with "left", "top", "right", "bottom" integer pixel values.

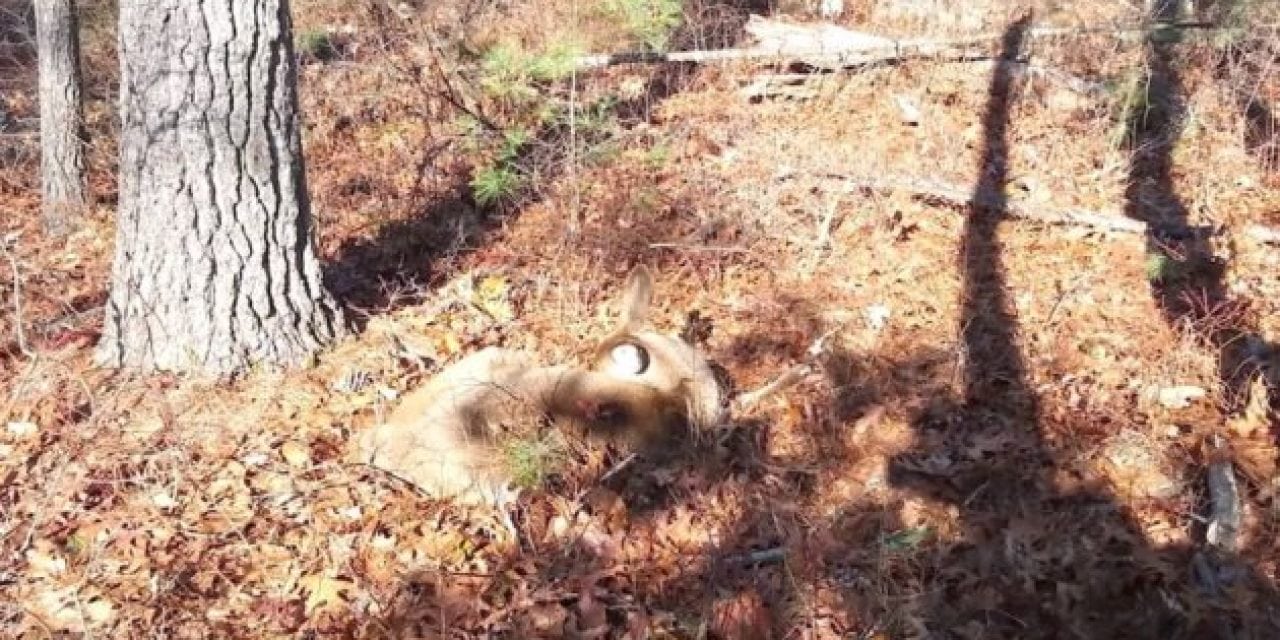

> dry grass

[{"left": 3, "top": 0, "right": 1280, "bottom": 637}]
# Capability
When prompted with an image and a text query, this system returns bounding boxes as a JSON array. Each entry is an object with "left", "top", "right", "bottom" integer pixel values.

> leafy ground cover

[{"left": 2, "top": 0, "right": 1279, "bottom": 637}]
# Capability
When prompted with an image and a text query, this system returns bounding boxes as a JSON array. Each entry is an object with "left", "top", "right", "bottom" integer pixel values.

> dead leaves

[
  {"left": 1098, "top": 428, "right": 1183, "bottom": 500},
  {"left": 183, "top": 461, "right": 254, "bottom": 534},
  {"left": 571, "top": 577, "right": 609, "bottom": 639},
  {"left": 23, "top": 584, "right": 118, "bottom": 634},
  {"left": 1151, "top": 384, "right": 1208, "bottom": 410},
  {"left": 299, "top": 574, "right": 356, "bottom": 618},
  {"left": 280, "top": 439, "right": 312, "bottom": 468},
  {"left": 710, "top": 589, "right": 774, "bottom": 640},
  {"left": 251, "top": 596, "right": 307, "bottom": 634},
  {"left": 472, "top": 273, "right": 516, "bottom": 322},
  {"left": 18, "top": 537, "right": 119, "bottom": 634}
]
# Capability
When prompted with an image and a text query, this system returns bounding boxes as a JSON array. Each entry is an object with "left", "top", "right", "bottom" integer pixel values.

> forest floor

[{"left": 2, "top": 0, "right": 1280, "bottom": 638}]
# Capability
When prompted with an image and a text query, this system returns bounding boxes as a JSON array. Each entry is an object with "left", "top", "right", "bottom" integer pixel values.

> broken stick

[
  {"left": 732, "top": 325, "right": 840, "bottom": 414},
  {"left": 779, "top": 171, "right": 1280, "bottom": 245},
  {"left": 574, "top": 17, "right": 1222, "bottom": 71}
]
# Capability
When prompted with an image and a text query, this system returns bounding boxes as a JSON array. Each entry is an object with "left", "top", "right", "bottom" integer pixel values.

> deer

[{"left": 353, "top": 265, "right": 728, "bottom": 508}]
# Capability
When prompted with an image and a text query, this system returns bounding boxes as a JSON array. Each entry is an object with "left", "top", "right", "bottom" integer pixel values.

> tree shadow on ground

[
  {"left": 879, "top": 13, "right": 1197, "bottom": 636},
  {"left": 354, "top": 6, "right": 1280, "bottom": 640},
  {"left": 523, "top": 10, "right": 1278, "bottom": 638},
  {"left": 1123, "top": 2, "right": 1278, "bottom": 416},
  {"left": 871, "top": 8, "right": 1279, "bottom": 638}
]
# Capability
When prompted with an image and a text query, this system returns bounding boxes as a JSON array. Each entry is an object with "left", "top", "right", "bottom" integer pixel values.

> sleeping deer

[{"left": 353, "top": 265, "right": 727, "bottom": 507}]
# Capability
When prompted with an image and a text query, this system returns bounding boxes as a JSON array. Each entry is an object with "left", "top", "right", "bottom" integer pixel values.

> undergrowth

[{"left": 600, "top": 0, "right": 684, "bottom": 51}]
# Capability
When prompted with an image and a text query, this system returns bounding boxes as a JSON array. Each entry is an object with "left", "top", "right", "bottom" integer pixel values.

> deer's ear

[{"left": 617, "top": 264, "right": 653, "bottom": 335}]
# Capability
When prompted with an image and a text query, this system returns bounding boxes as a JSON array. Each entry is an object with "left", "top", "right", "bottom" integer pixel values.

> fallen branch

[
  {"left": 723, "top": 546, "right": 787, "bottom": 566},
  {"left": 740, "top": 58, "right": 1106, "bottom": 101},
  {"left": 732, "top": 325, "right": 840, "bottom": 414},
  {"left": 1245, "top": 225, "right": 1280, "bottom": 244},
  {"left": 598, "top": 452, "right": 639, "bottom": 484},
  {"left": 732, "top": 362, "right": 816, "bottom": 414},
  {"left": 1205, "top": 437, "right": 1241, "bottom": 553},
  {"left": 575, "top": 17, "right": 1222, "bottom": 71},
  {"left": 781, "top": 171, "right": 1280, "bottom": 244},
  {"left": 1192, "top": 437, "right": 1244, "bottom": 598},
  {"left": 576, "top": 33, "right": 987, "bottom": 71},
  {"left": 648, "top": 242, "right": 749, "bottom": 253}
]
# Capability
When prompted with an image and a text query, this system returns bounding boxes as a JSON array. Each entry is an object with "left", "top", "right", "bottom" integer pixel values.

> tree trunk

[
  {"left": 97, "top": 0, "right": 346, "bottom": 375},
  {"left": 35, "top": 0, "right": 86, "bottom": 235}
]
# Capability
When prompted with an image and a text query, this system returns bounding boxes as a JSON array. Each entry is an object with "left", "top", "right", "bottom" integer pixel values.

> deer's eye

[{"left": 609, "top": 342, "right": 649, "bottom": 376}]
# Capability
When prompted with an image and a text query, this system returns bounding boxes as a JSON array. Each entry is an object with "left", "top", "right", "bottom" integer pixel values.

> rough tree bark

[
  {"left": 97, "top": 0, "right": 346, "bottom": 374},
  {"left": 35, "top": 0, "right": 86, "bottom": 235}
]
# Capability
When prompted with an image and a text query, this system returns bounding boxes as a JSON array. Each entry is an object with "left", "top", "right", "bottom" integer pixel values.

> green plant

[
  {"left": 499, "top": 127, "right": 531, "bottom": 156},
  {"left": 527, "top": 40, "right": 581, "bottom": 82},
  {"left": 480, "top": 43, "right": 539, "bottom": 102},
  {"left": 1204, "top": 0, "right": 1279, "bottom": 51},
  {"left": 1110, "top": 69, "right": 1151, "bottom": 150},
  {"left": 479, "top": 40, "right": 583, "bottom": 103},
  {"left": 563, "top": 95, "right": 623, "bottom": 165},
  {"left": 500, "top": 433, "right": 568, "bottom": 489},
  {"left": 454, "top": 114, "right": 488, "bottom": 153},
  {"left": 579, "top": 95, "right": 620, "bottom": 131},
  {"left": 881, "top": 526, "right": 931, "bottom": 552},
  {"left": 464, "top": 40, "right": 632, "bottom": 206},
  {"left": 641, "top": 143, "right": 670, "bottom": 169},
  {"left": 297, "top": 29, "right": 338, "bottom": 62},
  {"left": 583, "top": 140, "right": 623, "bottom": 166},
  {"left": 602, "top": 0, "right": 683, "bottom": 51},
  {"left": 631, "top": 185, "right": 662, "bottom": 214},
  {"left": 1145, "top": 251, "right": 1178, "bottom": 283},
  {"left": 471, "top": 164, "right": 523, "bottom": 205},
  {"left": 466, "top": 124, "right": 533, "bottom": 206}
]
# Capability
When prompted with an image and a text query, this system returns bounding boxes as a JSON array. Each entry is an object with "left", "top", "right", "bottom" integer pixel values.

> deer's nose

[{"left": 577, "top": 399, "right": 625, "bottom": 424}]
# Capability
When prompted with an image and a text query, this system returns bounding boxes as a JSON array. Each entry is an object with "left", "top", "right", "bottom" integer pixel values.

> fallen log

[
  {"left": 575, "top": 16, "right": 1222, "bottom": 71},
  {"left": 779, "top": 171, "right": 1280, "bottom": 245},
  {"left": 739, "top": 59, "right": 1106, "bottom": 101}
]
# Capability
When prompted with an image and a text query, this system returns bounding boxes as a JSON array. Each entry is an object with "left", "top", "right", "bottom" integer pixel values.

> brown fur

[{"left": 352, "top": 266, "right": 726, "bottom": 505}]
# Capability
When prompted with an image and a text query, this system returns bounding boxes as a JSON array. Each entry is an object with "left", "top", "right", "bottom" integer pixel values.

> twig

[
  {"left": 805, "top": 187, "right": 845, "bottom": 276},
  {"left": 598, "top": 452, "right": 638, "bottom": 484},
  {"left": 732, "top": 326, "right": 840, "bottom": 413},
  {"left": 648, "top": 242, "right": 749, "bottom": 253},
  {"left": 723, "top": 546, "right": 787, "bottom": 566},
  {"left": 733, "top": 363, "right": 814, "bottom": 414}
]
